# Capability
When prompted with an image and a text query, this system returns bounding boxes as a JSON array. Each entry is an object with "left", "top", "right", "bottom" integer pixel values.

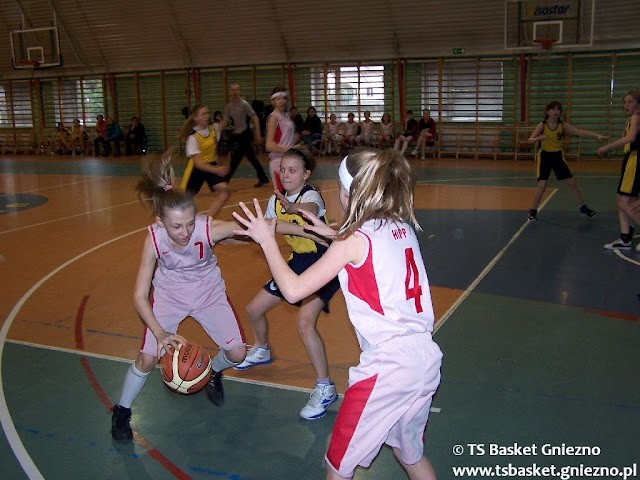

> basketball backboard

[
  {"left": 10, "top": 26, "right": 62, "bottom": 69},
  {"left": 504, "top": 0, "right": 595, "bottom": 50}
]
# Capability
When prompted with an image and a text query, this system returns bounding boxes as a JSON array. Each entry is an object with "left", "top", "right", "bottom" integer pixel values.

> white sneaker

[
  {"left": 299, "top": 383, "right": 338, "bottom": 420},
  {"left": 411, "top": 149, "right": 418, "bottom": 156},
  {"left": 635, "top": 242, "right": 640, "bottom": 252},
  {"left": 233, "top": 346, "right": 272, "bottom": 370},
  {"left": 603, "top": 238, "right": 632, "bottom": 251}
]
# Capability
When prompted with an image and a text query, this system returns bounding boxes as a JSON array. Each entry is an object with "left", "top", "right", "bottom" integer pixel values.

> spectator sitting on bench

[
  {"left": 70, "top": 119, "right": 87, "bottom": 155},
  {"left": 124, "top": 116, "right": 147, "bottom": 155},
  {"left": 94, "top": 115, "right": 106, "bottom": 156},
  {"left": 55, "top": 122, "right": 72, "bottom": 155},
  {"left": 412, "top": 109, "right": 436, "bottom": 159},
  {"left": 301, "top": 106, "right": 323, "bottom": 151},
  {"left": 104, "top": 117, "right": 124, "bottom": 156}
]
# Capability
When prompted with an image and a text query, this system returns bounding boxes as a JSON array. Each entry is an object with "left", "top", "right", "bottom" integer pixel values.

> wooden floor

[{"left": 1, "top": 153, "right": 639, "bottom": 479}]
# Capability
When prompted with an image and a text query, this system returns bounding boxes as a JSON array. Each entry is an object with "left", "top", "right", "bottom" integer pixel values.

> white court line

[
  {"left": 614, "top": 249, "right": 640, "bottom": 266},
  {"left": 0, "top": 200, "right": 141, "bottom": 236},
  {"left": 434, "top": 190, "right": 557, "bottom": 333},
  {"left": 0, "top": 177, "right": 104, "bottom": 195},
  {"left": 5, "top": 339, "right": 442, "bottom": 412},
  {"left": 0, "top": 190, "right": 286, "bottom": 478},
  {"left": 0, "top": 228, "right": 146, "bottom": 479},
  {"left": 3, "top": 178, "right": 550, "bottom": 475}
]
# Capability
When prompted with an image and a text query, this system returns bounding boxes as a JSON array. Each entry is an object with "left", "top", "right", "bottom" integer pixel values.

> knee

[
  {"left": 135, "top": 354, "right": 157, "bottom": 373},
  {"left": 217, "top": 186, "right": 231, "bottom": 201},
  {"left": 616, "top": 195, "right": 628, "bottom": 210},
  {"left": 225, "top": 345, "right": 246, "bottom": 364},
  {"left": 296, "top": 316, "right": 317, "bottom": 339}
]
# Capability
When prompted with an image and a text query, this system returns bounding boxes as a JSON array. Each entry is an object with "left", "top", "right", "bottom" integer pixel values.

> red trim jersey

[
  {"left": 338, "top": 219, "right": 434, "bottom": 351},
  {"left": 148, "top": 213, "right": 225, "bottom": 306}
]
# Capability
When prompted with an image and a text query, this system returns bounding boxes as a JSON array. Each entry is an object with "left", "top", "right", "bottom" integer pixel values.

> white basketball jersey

[
  {"left": 338, "top": 219, "right": 434, "bottom": 350},
  {"left": 149, "top": 214, "right": 225, "bottom": 304}
]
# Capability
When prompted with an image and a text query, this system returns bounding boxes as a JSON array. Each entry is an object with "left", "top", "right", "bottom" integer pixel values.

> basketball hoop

[
  {"left": 15, "top": 59, "right": 40, "bottom": 69},
  {"left": 533, "top": 38, "right": 557, "bottom": 62}
]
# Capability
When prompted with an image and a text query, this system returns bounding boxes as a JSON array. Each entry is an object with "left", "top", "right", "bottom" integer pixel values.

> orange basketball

[{"left": 160, "top": 342, "right": 212, "bottom": 394}]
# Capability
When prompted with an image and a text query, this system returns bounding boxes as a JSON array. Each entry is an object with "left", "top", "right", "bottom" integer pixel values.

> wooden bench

[{"left": 0, "top": 129, "right": 37, "bottom": 154}]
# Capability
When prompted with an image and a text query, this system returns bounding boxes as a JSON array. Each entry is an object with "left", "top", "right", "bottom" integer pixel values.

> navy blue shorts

[{"left": 263, "top": 250, "right": 340, "bottom": 313}]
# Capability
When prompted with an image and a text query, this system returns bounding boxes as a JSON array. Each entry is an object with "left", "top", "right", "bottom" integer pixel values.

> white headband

[
  {"left": 338, "top": 156, "right": 353, "bottom": 192},
  {"left": 270, "top": 91, "right": 288, "bottom": 100}
]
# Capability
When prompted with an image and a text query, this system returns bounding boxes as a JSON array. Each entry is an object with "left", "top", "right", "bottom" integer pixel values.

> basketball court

[{"left": 1, "top": 152, "right": 639, "bottom": 479}]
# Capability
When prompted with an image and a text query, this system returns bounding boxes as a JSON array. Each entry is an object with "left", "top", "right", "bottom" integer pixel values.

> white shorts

[
  {"left": 325, "top": 332, "right": 442, "bottom": 478},
  {"left": 140, "top": 289, "right": 245, "bottom": 357}
]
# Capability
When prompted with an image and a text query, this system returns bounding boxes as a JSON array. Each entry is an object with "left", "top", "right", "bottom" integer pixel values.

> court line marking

[
  {"left": 0, "top": 228, "right": 146, "bottom": 479},
  {"left": 1, "top": 179, "right": 558, "bottom": 476},
  {"left": 434, "top": 190, "right": 557, "bottom": 333},
  {"left": 0, "top": 195, "right": 305, "bottom": 479},
  {"left": 0, "top": 177, "right": 104, "bottom": 194}
]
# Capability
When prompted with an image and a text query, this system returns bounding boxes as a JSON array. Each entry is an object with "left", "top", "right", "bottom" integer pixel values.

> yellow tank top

[
  {"left": 540, "top": 121, "right": 563, "bottom": 152},
  {"left": 194, "top": 126, "right": 218, "bottom": 164},
  {"left": 276, "top": 185, "right": 326, "bottom": 255}
]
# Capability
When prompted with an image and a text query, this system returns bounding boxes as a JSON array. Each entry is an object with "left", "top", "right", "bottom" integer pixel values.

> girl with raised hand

[{"left": 233, "top": 149, "right": 442, "bottom": 479}]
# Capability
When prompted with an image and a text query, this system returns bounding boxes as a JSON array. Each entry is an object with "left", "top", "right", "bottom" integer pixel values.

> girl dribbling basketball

[{"left": 110, "top": 151, "right": 246, "bottom": 442}]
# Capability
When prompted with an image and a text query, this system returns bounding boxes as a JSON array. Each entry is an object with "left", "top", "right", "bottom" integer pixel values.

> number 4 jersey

[{"left": 338, "top": 219, "right": 435, "bottom": 351}]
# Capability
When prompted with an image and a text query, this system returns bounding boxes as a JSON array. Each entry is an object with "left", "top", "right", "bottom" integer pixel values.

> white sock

[{"left": 118, "top": 363, "right": 150, "bottom": 409}]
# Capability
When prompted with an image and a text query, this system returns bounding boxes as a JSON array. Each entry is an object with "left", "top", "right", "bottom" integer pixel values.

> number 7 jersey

[{"left": 338, "top": 219, "right": 435, "bottom": 351}]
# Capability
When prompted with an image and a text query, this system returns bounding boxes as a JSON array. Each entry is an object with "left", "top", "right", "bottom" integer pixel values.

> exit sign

[{"left": 453, "top": 48, "right": 465, "bottom": 55}]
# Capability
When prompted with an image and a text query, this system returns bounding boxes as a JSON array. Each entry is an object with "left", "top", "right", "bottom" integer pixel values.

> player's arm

[
  {"left": 233, "top": 199, "right": 364, "bottom": 302},
  {"left": 274, "top": 190, "right": 320, "bottom": 216},
  {"left": 275, "top": 220, "right": 329, "bottom": 247},
  {"left": 265, "top": 115, "right": 290, "bottom": 154},
  {"left": 133, "top": 237, "right": 186, "bottom": 356},
  {"left": 598, "top": 115, "right": 639, "bottom": 155},
  {"left": 250, "top": 113, "right": 263, "bottom": 144},
  {"left": 527, "top": 123, "right": 545, "bottom": 143},
  {"left": 562, "top": 122, "right": 608, "bottom": 141},
  {"left": 190, "top": 152, "right": 230, "bottom": 177}
]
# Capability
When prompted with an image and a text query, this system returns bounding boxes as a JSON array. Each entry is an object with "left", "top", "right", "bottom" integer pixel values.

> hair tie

[
  {"left": 338, "top": 156, "right": 353, "bottom": 192},
  {"left": 163, "top": 184, "right": 173, "bottom": 191},
  {"left": 270, "top": 91, "right": 288, "bottom": 100}
]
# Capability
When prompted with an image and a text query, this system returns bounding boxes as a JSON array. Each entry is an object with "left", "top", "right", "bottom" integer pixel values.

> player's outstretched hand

[
  {"left": 298, "top": 208, "right": 337, "bottom": 240},
  {"left": 232, "top": 198, "right": 277, "bottom": 245},
  {"left": 596, "top": 145, "right": 608, "bottom": 157},
  {"left": 156, "top": 331, "right": 187, "bottom": 358},
  {"left": 274, "top": 190, "right": 296, "bottom": 213}
]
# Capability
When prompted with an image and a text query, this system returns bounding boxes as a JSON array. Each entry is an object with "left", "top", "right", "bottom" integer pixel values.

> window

[
  {"left": 310, "top": 65, "right": 385, "bottom": 121},
  {"left": 0, "top": 81, "right": 33, "bottom": 127},
  {"left": 52, "top": 79, "right": 104, "bottom": 126},
  {"left": 421, "top": 60, "right": 504, "bottom": 122}
]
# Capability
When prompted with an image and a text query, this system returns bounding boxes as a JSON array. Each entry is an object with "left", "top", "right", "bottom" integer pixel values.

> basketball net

[{"left": 533, "top": 38, "right": 556, "bottom": 62}]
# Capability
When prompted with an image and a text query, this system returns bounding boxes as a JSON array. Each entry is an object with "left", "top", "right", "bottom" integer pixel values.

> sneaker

[
  {"left": 527, "top": 209, "right": 537, "bottom": 220},
  {"left": 205, "top": 371, "right": 224, "bottom": 406},
  {"left": 603, "top": 238, "right": 632, "bottom": 250},
  {"left": 111, "top": 405, "right": 133, "bottom": 442},
  {"left": 299, "top": 383, "right": 338, "bottom": 420},
  {"left": 233, "top": 346, "right": 272, "bottom": 371},
  {"left": 420, "top": 153, "right": 426, "bottom": 160},
  {"left": 579, "top": 205, "right": 596, "bottom": 217},
  {"left": 254, "top": 179, "right": 269, "bottom": 188},
  {"left": 411, "top": 149, "right": 418, "bottom": 156}
]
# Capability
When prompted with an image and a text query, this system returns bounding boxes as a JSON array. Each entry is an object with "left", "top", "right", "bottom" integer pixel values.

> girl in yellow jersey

[
  {"left": 598, "top": 90, "right": 640, "bottom": 250},
  {"left": 234, "top": 147, "right": 341, "bottom": 421},
  {"left": 527, "top": 101, "right": 607, "bottom": 220},
  {"left": 178, "top": 104, "right": 231, "bottom": 218}
]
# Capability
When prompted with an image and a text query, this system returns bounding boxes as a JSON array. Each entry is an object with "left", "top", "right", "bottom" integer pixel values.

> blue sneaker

[
  {"left": 299, "top": 383, "right": 338, "bottom": 420},
  {"left": 233, "top": 346, "right": 272, "bottom": 370}
]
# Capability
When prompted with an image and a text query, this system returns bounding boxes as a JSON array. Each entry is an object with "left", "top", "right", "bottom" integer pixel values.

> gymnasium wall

[{"left": 1, "top": 49, "right": 639, "bottom": 157}]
